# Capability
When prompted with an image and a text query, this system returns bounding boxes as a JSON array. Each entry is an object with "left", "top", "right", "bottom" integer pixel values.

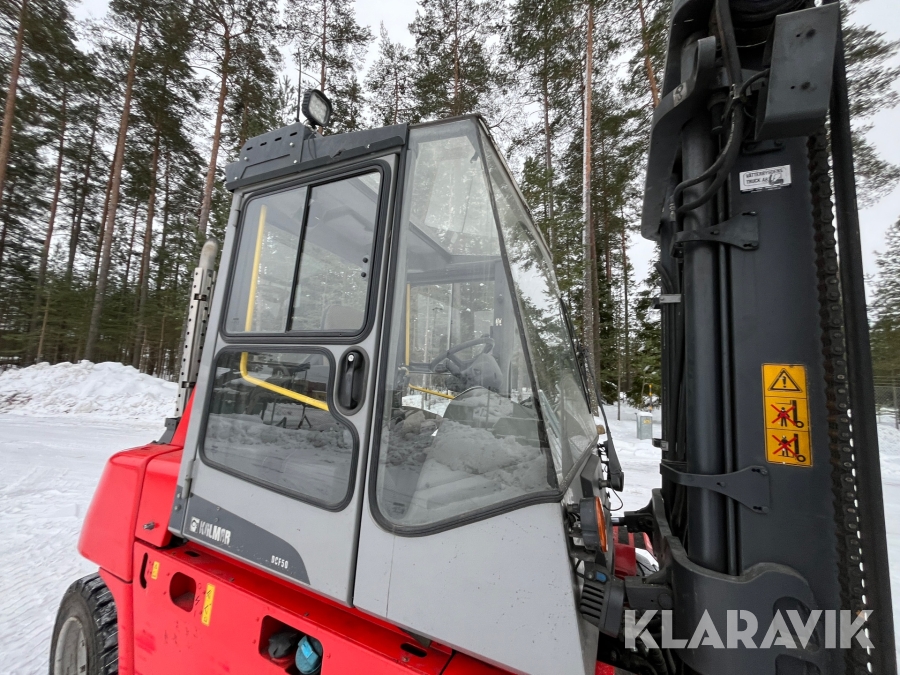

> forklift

[{"left": 49, "top": 0, "right": 896, "bottom": 671}]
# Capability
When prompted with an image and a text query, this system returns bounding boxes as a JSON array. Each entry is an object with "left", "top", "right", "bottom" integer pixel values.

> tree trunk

[
  {"left": 621, "top": 222, "right": 631, "bottom": 394},
  {"left": 84, "top": 14, "right": 143, "bottom": 361},
  {"left": 637, "top": 0, "right": 660, "bottom": 107},
  {"left": 133, "top": 127, "right": 160, "bottom": 367},
  {"left": 452, "top": 0, "right": 460, "bottom": 116},
  {"left": 0, "top": 0, "right": 29, "bottom": 275},
  {"left": 90, "top": 173, "right": 113, "bottom": 288},
  {"left": 67, "top": 97, "right": 100, "bottom": 282},
  {"left": 197, "top": 39, "right": 230, "bottom": 237},
  {"left": 320, "top": 0, "right": 328, "bottom": 92},
  {"left": 123, "top": 202, "right": 139, "bottom": 286},
  {"left": 155, "top": 144, "right": 170, "bottom": 290},
  {"left": 581, "top": 2, "right": 598, "bottom": 410},
  {"left": 33, "top": 81, "right": 68, "bottom": 330},
  {"left": 541, "top": 66, "right": 554, "bottom": 240},
  {"left": 36, "top": 291, "right": 51, "bottom": 363},
  {"left": 393, "top": 64, "right": 400, "bottom": 125}
]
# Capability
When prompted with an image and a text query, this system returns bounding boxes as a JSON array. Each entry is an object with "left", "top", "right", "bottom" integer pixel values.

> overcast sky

[{"left": 72, "top": 0, "right": 900, "bottom": 296}]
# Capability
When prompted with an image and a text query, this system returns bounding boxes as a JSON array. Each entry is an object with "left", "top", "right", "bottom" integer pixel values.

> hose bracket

[
  {"left": 660, "top": 462, "right": 771, "bottom": 513},
  {"left": 672, "top": 212, "right": 759, "bottom": 253}
]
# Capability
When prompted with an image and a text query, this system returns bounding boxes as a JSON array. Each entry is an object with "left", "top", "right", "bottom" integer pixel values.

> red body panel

[
  {"left": 79, "top": 443, "right": 180, "bottom": 581},
  {"left": 134, "top": 449, "right": 182, "bottom": 548},
  {"left": 132, "top": 540, "right": 468, "bottom": 674},
  {"left": 80, "top": 394, "right": 193, "bottom": 577}
]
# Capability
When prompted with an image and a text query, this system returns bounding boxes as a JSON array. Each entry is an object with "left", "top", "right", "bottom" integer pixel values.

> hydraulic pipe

[{"left": 680, "top": 36, "right": 727, "bottom": 573}]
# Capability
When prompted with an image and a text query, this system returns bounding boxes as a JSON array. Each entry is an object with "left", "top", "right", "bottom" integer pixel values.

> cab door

[{"left": 174, "top": 157, "right": 395, "bottom": 604}]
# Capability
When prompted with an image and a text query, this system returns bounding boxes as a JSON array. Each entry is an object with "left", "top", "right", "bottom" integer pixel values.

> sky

[{"left": 71, "top": 0, "right": 900, "bottom": 297}]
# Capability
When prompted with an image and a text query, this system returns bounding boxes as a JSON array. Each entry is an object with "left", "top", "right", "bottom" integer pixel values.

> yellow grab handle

[
  {"left": 240, "top": 204, "right": 329, "bottom": 412},
  {"left": 239, "top": 352, "right": 329, "bottom": 411}
]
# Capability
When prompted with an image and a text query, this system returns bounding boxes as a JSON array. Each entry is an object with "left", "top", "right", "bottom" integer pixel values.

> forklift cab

[{"left": 170, "top": 115, "right": 607, "bottom": 675}]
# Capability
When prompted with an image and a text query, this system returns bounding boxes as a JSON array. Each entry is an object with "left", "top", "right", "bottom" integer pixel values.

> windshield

[{"left": 373, "top": 120, "right": 596, "bottom": 529}]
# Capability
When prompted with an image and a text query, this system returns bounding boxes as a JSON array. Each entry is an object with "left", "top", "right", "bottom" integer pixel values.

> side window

[
  {"left": 225, "top": 171, "right": 382, "bottom": 335},
  {"left": 203, "top": 350, "right": 355, "bottom": 507},
  {"left": 291, "top": 173, "right": 381, "bottom": 332}
]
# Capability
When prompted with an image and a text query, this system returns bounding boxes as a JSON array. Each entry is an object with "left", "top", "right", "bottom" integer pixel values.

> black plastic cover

[
  {"left": 755, "top": 4, "right": 840, "bottom": 140},
  {"left": 224, "top": 122, "right": 407, "bottom": 192}
]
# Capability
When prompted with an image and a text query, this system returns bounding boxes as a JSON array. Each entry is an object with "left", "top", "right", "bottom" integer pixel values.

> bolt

[{"left": 143, "top": 522, "right": 156, "bottom": 530}]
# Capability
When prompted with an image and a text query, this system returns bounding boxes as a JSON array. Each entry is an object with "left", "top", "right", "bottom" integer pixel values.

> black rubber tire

[{"left": 49, "top": 573, "right": 118, "bottom": 675}]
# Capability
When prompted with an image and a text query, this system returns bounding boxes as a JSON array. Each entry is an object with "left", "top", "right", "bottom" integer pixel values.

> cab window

[
  {"left": 225, "top": 171, "right": 382, "bottom": 335},
  {"left": 202, "top": 350, "right": 355, "bottom": 507},
  {"left": 374, "top": 121, "right": 599, "bottom": 531}
]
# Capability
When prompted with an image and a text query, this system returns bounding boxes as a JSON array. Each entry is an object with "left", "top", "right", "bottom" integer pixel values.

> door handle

[{"left": 338, "top": 351, "right": 365, "bottom": 411}]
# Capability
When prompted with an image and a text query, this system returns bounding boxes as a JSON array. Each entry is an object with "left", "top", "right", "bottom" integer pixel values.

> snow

[
  {"left": 0, "top": 416, "right": 162, "bottom": 675},
  {"left": 0, "top": 364, "right": 899, "bottom": 672},
  {"left": 0, "top": 361, "right": 176, "bottom": 423}
]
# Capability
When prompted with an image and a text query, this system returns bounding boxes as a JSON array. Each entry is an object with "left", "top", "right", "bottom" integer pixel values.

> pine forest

[{"left": 0, "top": 0, "right": 898, "bottom": 406}]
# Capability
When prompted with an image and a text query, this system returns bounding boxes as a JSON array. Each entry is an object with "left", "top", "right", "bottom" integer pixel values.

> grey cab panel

[
  {"left": 354, "top": 501, "right": 598, "bottom": 675},
  {"left": 172, "top": 152, "right": 397, "bottom": 605}
]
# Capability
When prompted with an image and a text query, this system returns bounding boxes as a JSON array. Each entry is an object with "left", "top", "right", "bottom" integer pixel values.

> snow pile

[{"left": 0, "top": 361, "right": 176, "bottom": 422}]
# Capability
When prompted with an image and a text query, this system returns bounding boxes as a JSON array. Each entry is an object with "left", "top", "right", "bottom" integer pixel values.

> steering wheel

[{"left": 429, "top": 337, "right": 494, "bottom": 374}]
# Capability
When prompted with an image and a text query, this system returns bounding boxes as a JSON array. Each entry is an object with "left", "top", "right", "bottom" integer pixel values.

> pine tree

[
  {"left": 505, "top": 0, "right": 580, "bottom": 248},
  {"left": 409, "top": 0, "right": 505, "bottom": 120},
  {"left": 194, "top": 0, "right": 277, "bottom": 236},
  {"left": 844, "top": 17, "right": 900, "bottom": 206},
  {"left": 0, "top": 0, "right": 28, "bottom": 243},
  {"left": 870, "top": 217, "right": 900, "bottom": 379},
  {"left": 365, "top": 24, "right": 416, "bottom": 126},
  {"left": 282, "top": 0, "right": 372, "bottom": 130}
]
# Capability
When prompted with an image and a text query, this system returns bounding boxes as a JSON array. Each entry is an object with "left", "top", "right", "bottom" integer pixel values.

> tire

[{"left": 49, "top": 573, "right": 118, "bottom": 675}]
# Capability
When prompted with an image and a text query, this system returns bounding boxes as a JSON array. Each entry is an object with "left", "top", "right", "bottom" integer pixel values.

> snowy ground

[{"left": 0, "top": 362, "right": 898, "bottom": 673}]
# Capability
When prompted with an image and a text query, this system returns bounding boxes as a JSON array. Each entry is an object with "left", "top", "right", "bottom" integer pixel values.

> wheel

[{"left": 49, "top": 573, "right": 118, "bottom": 675}]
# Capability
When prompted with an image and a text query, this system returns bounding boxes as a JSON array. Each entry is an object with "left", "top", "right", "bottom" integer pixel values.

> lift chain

[{"left": 807, "top": 128, "right": 870, "bottom": 675}]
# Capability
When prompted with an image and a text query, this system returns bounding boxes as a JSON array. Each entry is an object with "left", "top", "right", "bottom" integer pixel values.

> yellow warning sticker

[
  {"left": 201, "top": 583, "right": 215, "bottom": 626},
  {"left": 763, "top": 364, "right": 807, "bottom": 394},
  {"left": 762, "top": 364, "right": 811, "bottom": 467},
  {"left": 150, "top": 561, "right": 159, "bottom": 580},
  {"left": 765, "top": 396, "right": 810, "bottom": 432}
]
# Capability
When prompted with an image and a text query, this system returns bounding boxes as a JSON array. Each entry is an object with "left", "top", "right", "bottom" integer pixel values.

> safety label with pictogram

[{"left": 762, "top": 364, "right": 812, "bottom": 467}]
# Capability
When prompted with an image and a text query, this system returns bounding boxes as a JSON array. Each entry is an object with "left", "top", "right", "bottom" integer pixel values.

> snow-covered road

[
  {"left": 0, "top": 416, "right": 162, "bottom": 674},
  {"left": 0, "top": 363, "right": 898, "bottom": 672}
]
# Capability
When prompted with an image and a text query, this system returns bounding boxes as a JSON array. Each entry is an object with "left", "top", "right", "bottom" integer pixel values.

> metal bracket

[
  {"left": 660, "top": 462, "right": 771, "bottom": 513},
  {"left": 640, "top": 35, "right": 718, "bottom": 241},
  {"left": 673, "top": 213, "right": 759, "bottom": 252}
]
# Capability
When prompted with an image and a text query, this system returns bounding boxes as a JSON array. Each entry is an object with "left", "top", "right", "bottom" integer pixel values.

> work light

[{"left": 302, "top": 89, "right": 332, "bottom": 128}]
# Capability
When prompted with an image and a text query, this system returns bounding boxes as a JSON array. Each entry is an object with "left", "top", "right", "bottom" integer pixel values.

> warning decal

[
  {"left": 201, "top": 583, "right": 215, "bottom": 626},
  {"left": 762, "top": 364, "right": 811, "bottom": 467},
  {"left": 150, "top": 561, "right": 159, "bottom": 580}
]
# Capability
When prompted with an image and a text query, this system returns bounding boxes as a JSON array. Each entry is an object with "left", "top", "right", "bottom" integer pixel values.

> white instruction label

[{"left": 739, "top": 165, "right": 792, "bottom": 192}]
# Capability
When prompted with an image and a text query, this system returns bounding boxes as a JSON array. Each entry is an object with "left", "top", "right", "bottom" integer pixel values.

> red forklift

[{"left": 50, "top": 0, "right": 896, "bottom": 672}]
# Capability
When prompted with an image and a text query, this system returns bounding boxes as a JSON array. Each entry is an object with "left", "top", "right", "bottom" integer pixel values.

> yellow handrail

[
  {"left": 409, "top": 384, "right": 455, "bottom": 400},
  {"left": 405, "top": 284, "right": 411, "bottom": 365},
  {"left": 239, "top": 352, "right": 329, "bottom": 411},
  {"left": 241, "top": 203, "right": 329, "bottom": 412}
]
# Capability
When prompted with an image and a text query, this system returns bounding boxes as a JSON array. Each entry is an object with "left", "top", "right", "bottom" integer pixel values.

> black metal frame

[
  {"left": 219, "top": 159, "right": 395, "bottom": 346},
  {"left": 638, "top": 0, "right": 896, "bottom": 672}
]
